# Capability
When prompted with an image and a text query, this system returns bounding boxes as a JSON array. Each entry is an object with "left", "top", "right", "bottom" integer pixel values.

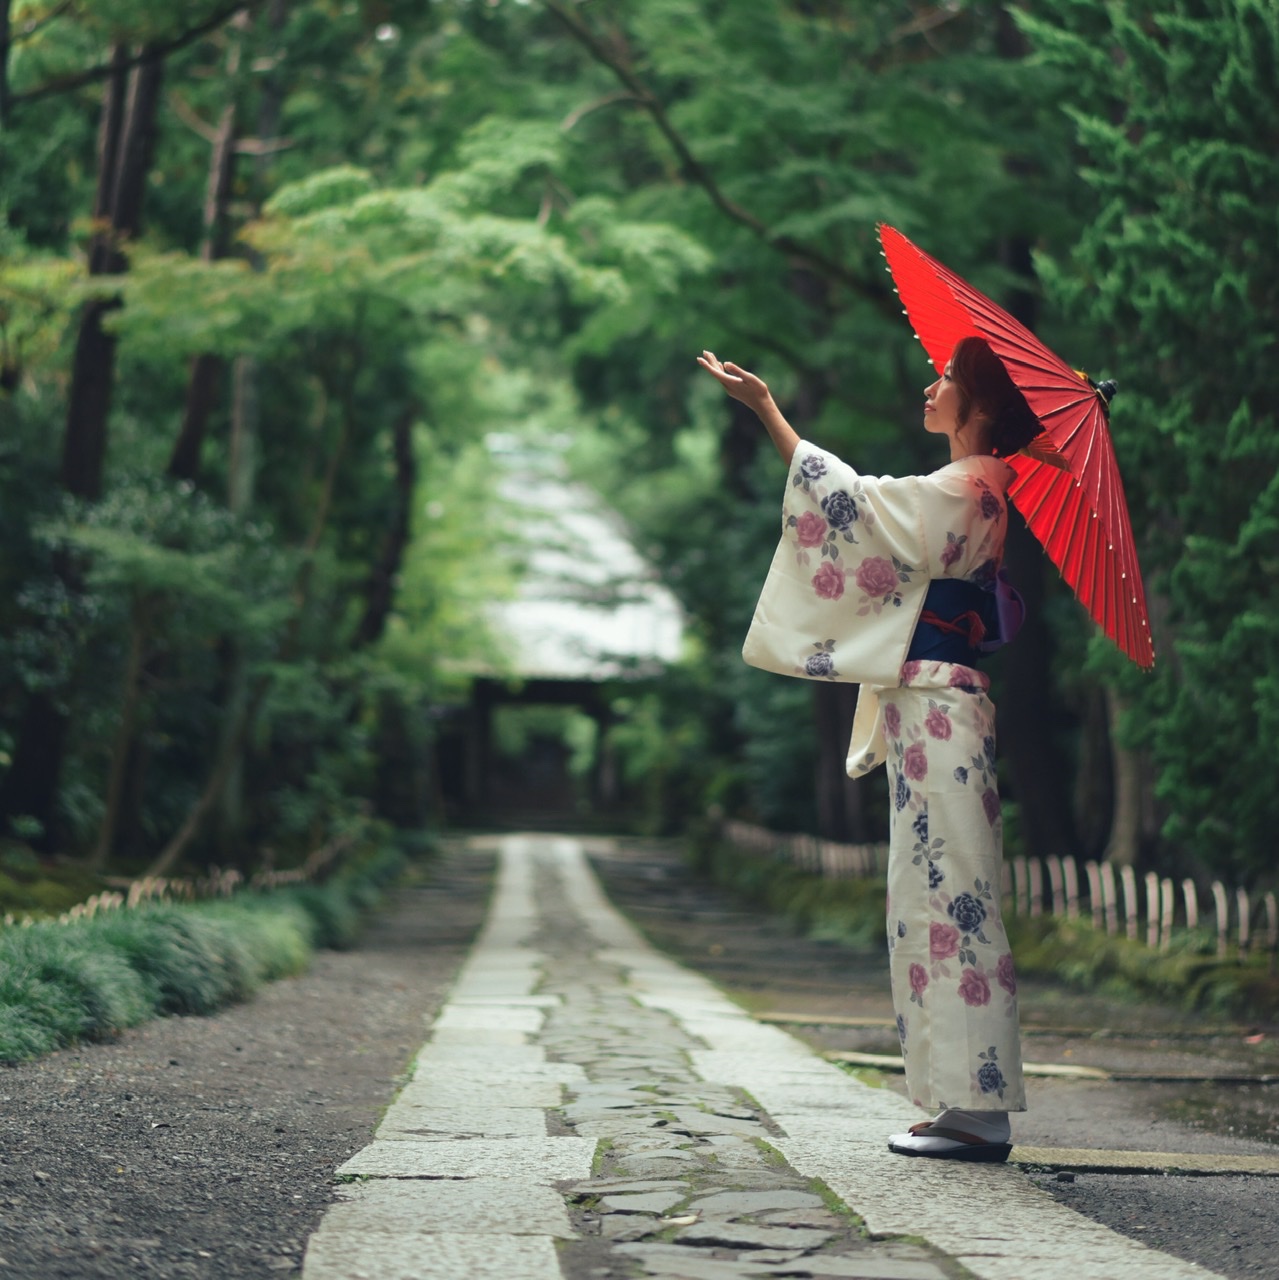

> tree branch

[
  {"left": 542, "top": 0, "right": 888, "bottom": 303},
  {"left": 8, "top": 0, "right": 75, "bottom": 48},
  {"left": 9, "top": 0, "right": 258, "bottom": 106}
]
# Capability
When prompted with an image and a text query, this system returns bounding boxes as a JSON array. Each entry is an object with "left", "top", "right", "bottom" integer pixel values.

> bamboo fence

[{"left": 721, "top": 818, "right": 1279, "bottom": 964}]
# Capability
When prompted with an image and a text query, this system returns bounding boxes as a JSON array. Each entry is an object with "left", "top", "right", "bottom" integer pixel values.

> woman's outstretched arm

[{"left": 697, "top": 350, "right": 800, "bottom": 467}]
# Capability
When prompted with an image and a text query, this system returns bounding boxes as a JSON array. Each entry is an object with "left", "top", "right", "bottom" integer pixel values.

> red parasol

[{"left": 878, "top": 222, "right": 1154, "bottom": 669}]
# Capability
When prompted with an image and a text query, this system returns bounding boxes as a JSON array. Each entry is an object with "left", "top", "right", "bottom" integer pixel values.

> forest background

[{"left": 0, "top": 0, "right": 1274, "bottom": 904}]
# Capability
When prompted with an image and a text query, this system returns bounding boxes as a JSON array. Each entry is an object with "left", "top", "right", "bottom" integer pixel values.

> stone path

[{"left": 301, "top": 835, "right": 1228, "bottom": 1280}]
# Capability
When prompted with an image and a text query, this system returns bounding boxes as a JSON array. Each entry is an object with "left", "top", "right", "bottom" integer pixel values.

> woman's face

[{"left": 923, "top": 363, "right": 963, "bottom": 440}]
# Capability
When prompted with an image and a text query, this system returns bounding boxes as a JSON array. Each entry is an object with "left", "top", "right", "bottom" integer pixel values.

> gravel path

[{"left": 0, "top": 851, "right": 492, "bottom": 1280}]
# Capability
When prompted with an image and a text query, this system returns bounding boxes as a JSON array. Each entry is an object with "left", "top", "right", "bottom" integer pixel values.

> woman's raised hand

[
  {"left": 696, "top": 350, "right": 799, "bottom": 466},
  {"left": 697, "top": 350, "right": 775, "bottom": 415}
]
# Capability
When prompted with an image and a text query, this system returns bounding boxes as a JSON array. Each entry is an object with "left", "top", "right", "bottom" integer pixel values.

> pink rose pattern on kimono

[
  {"left": 795, "top": 511, "right": 827, "bottom": 548},
  {"left": 853, "top": 554, "right": 915, "bottom": 616},
  {"left": 930, "top": 922, "right": 960, "bottom": 964},
  {"left": 957, "top": 966, "right": 991, "bottom": 1007},
  {"left": 883, "top": 703, "right": 902, "bottom": 739},
  {"left": 908, "top": 962, "right": 929, "bottom": 1006},
  {"left": 880, "top": 661, "right": 1025, "bottom": 1111},
  {"left": 981, "top": 787, "right": 1001, "bottom": 826},
  {"left": 996, "top": 952, "right": 1017, "bottom": 996},
  {"left": 811, "top": 562, "right": 846, "bottom": 600},
  {"left": 924, "top": 703, "right": 952, "bottom": 740}
]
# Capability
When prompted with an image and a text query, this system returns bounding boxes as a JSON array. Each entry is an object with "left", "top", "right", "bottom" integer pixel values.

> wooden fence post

[
  {"left": 1084, "top": 861, "right": 1103, "bottom": 929},
  {"left": 1211, "top": 881, "right": 1229, "bottom": 959},
  {"left": 1046, "top": 855, "right": 1064, "bottom": 916},
  {"left": 1145, "top": 872, "right": 1160, "bottom": 949},
  {"left": 1100, "top": 861, "right": 1118, "bottom": 936},
  {"left": 1119, "top": 865, "right": 1139, "bottom": 940},
  {"left": 1029, "top": 858, "right": 1044, "bottom": 918},
  {"left": 1063, "top": 857, "right": 1080, "bottom": 920},
  {"left": 1160, "top": 878, "right": 1175, "bottom": 951}
]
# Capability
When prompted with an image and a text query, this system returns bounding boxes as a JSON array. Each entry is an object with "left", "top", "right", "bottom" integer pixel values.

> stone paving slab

[
  {"left": 376, "top": 1104, "right": 550, "bottom": 1141},
  {"left": 335, "top": 1136, "right": 596, "bottom": 1180},
  {"left": 392, "top": 1078, "right": 565, "bottom": 1108},
  {"left": 315, "top": 1178, "right": 575, "bottom": 1237},
  {"left": 305, "top": 835, "right": 1232, "bottom": 1280},
  {"left": 303, "top": 1231, "right": 562, "bottom": 1280},
  {"left": 431, "top": 1004, "right": 546, "bottom": 1033}
]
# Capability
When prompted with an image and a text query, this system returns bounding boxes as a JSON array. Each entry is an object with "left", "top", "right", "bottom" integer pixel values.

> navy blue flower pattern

[
  {"left": 821, "top": 490, "right": 858, "bottom": 531},
  {"left": 805, "top": 652, "right": 834, "bottom": 678},
  {"left": 977, "top": 1046, "right": 1006, "bottom": 1098},
  {"left": 894, "top": 772, "right": 911, "bottom": 812},
  {"left": 948, "top": 892, "right": 987, "bottom": 935}
]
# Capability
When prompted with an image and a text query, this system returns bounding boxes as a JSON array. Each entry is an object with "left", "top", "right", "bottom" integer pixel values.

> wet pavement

[{"left": 301, "top": 835, "right": 1275, "bottom": 1280}]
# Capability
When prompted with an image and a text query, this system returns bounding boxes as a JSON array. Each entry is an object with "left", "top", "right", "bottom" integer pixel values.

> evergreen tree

[{"left": 1022, "top": 0, "right": 1279, "bottom": 881}]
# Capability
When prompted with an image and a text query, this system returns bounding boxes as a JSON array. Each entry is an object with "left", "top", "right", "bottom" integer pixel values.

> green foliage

[
  {"left": 0, "top": 839, "right": 409, "bottom": 1063},
  {"left": 1022, "top": 0, "right": 1279, "bottom": 880},
  {"left": 0, "top": 923, "right": 152, "bottom": 1052},
  {"left": 1006, "top": 914, "right": 1279, "bottom": 1018},
  {"left": 1, "top": 0, "right": 1271, "bottom": 880}
]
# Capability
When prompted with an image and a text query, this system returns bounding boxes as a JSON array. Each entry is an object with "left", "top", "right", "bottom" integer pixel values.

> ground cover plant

[{"left": 0, "top": 842, "right": 407, "bottom": 1063}]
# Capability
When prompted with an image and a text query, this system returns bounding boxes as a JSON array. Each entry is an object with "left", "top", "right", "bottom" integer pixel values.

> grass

[
  {"left": 699, "top": 836, "right": 1279, "bottom": 1019},
  {"left": 0, "top": 841, "right": 411, "bottom": 1064}
]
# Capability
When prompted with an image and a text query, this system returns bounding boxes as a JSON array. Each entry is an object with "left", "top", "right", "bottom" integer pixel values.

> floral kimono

[{"left": 743, "top": 441, "right": 1026, "bottom": 1113}]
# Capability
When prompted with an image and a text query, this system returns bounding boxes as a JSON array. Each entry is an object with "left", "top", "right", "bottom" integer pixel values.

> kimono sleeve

[{"left": 741, "top": 440, "right": 981, "bottom": 690}]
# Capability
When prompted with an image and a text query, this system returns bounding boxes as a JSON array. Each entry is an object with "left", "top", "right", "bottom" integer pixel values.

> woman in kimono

[{"left": 698, "top": 337, "right": 1042, "bottom": 1163}]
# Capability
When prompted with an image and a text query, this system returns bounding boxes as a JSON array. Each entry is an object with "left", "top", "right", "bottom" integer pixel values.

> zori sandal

[{"left": 887, "top": 1120, "right": 1013, "bottom": 1163}]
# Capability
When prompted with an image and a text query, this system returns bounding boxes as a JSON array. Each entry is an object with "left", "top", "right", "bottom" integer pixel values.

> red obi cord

[{"left": 918, "top": 610, "right": 987, "bottom": 648}]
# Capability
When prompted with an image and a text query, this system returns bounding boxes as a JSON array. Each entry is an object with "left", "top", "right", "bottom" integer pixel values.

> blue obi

[{"left": 906, "top": 572, "right": 1025, "bottom": 665}]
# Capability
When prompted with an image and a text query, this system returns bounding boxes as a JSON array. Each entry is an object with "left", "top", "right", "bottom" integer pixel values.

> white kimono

[
  {"left": 743, "top": 440, "right": 1026, "bottom": 1112},
  {"left": 742, "top": 440, "right": 1014, "bottom": 777}
]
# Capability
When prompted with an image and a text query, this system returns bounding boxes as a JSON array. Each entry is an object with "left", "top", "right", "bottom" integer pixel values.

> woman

[{"left": 698, "top": 337, "right": 1041, "bottom": 1162}]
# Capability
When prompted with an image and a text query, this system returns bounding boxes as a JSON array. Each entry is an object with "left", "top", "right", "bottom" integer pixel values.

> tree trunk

[
  {"left": 1073, "top": 682, "right": 1114, "bottom": 862},
  {"left": 0, "top": 0, "right": 12, "bottom": 127},
  {"left": 813, "top": 682, "right": 870, "bottom": 842},
  {"left": 60, "top": 43, "right": 129, "bottom": 499},
  {"left": 167, "top": 26, "right": 244, "bottom": 482},
  {"left": 215, "top": 356, "right": 261, "bottom": 858},
  {"left": 89, "top": 599, "right": 151, "bottom": 869},
  {"left": 2, "top": 47, "right": 162, "bottom": 844},
  {"left": 353, "top": 405, "right": 416, "bottom": 649},
  {"left": 1102, "top": 687, "right": 1142, "bottom": 868},
  {"left": 63, "top": 45, "right": 164, "bottom": 498},
  {"left": 0, "top": 692, "right": 69, "bottom": 848}
]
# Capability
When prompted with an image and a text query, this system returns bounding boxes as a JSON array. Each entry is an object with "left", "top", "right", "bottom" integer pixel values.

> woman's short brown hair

[{"left": 949, "top": 336, "right": 1042, "bottom": 458}]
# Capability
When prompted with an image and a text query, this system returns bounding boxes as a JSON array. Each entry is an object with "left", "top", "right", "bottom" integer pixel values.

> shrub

[
  {"left": 0, "top": 840, "right": 413, "bottom": 1064},
  {"left": 0, "top": 924, "right": 152, "bottom": 1060}
]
